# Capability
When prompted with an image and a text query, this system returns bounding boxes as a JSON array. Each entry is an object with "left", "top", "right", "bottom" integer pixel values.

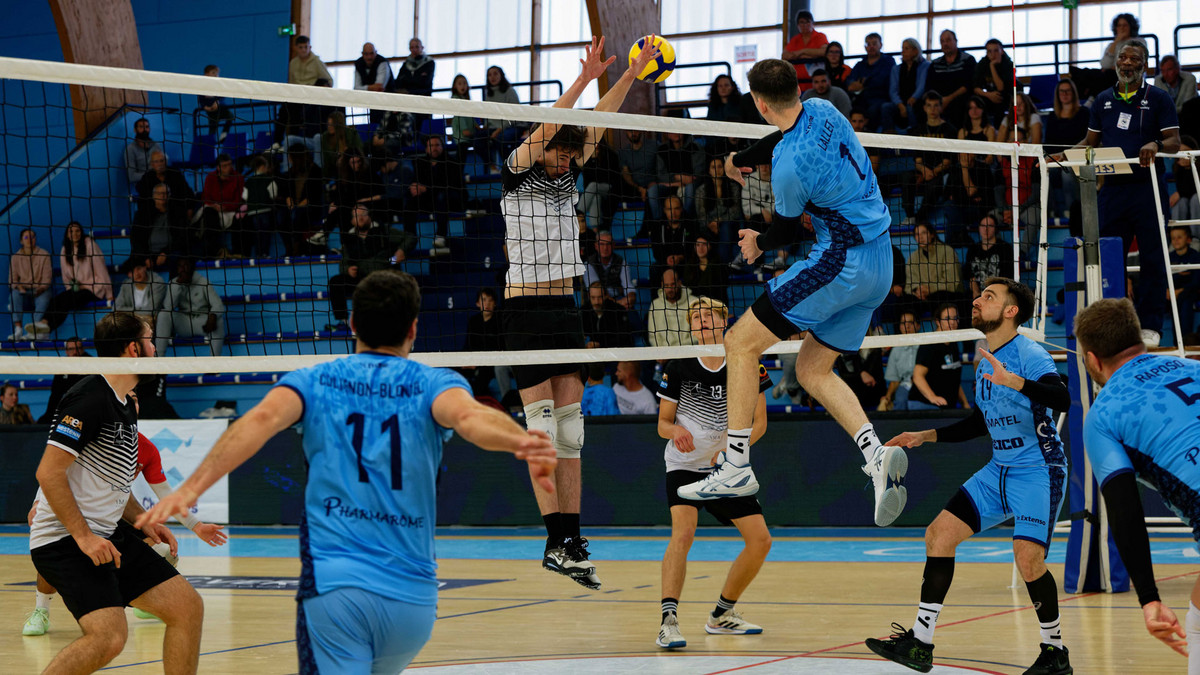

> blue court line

[{"left": 437, "top": 599, "right": 556, "bottom": 620}]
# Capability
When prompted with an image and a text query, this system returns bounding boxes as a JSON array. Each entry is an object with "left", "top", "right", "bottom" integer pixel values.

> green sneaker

[
  {"left": 865, "top": 622, "right": 934, "bottom": 673},
  {"left": 22, "top": 608, "right": 49, "bottom": 636},
  {"left": 1023, "top": 643, "right": 1072, "bottom": 675},
  {"left": 132, "top": 608, "right": 160, "bottom": 621}
]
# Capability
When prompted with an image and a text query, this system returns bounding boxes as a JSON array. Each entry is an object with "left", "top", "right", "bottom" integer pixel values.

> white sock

[
  {"left": 912, "top": 602, "right": 941, "bottom": 644},
  {"left": 1187, "top": 602, "right": 1200, "bottom": 675},
  {"left": 35, "top": 591, "right": 53, "bottom": 610},
  {"left": 726, "top": 428, "right": 752, "bottom": 465},
  {"left": 1039, "top": 618, "right": 1063, "bottom": 648},
  {"left": 855, "top": 423, "right": 881, "bottom": 463}
]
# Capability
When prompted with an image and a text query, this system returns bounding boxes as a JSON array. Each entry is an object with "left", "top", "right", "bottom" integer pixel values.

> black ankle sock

[
  {"left": 543, "top": 512, "right": 562, "bottom": 549},
  {"left": 1025, "top": 571, "right": 1060, "bottom": 624},
  {"left": 561, "top": 512, "right": 580, "bottom": 540},
  {"left": 661, "top": 597, "right": 678, "bottom": 622},
  {"left": 920, "top": 556, "right": 955, "bottom": 605},
  {"left": 713, "top": 594, "right": 736, "bottom": 617}
]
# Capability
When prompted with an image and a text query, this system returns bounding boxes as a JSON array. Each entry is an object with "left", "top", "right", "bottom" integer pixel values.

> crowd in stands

[{"left": 5, "top": 16, "right": 1200, "bottom": 416}]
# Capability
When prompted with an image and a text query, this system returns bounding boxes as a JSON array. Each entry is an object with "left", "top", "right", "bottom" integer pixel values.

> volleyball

[{"left": 628, "top": 35, "right": 676, "bottom": 83}]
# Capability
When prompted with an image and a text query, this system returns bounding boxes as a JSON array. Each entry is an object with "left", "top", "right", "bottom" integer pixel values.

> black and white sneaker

[{"left": 542, "top": 537, "right": 601, "bottom": 590}]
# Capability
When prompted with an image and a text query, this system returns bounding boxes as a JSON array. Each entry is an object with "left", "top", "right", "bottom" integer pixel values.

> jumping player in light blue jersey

[
  {"left": 676, "top": 58, "right": 908, "bottom": 531},
  {"left": 137, "top": 270, "right": 557, "bottom": 675},
  {"left": 1075, "top": 298, "right": 1196, "bottom": 665},
  {"left": 867, "top": 280, "right": 1074, "bottom": 675}
]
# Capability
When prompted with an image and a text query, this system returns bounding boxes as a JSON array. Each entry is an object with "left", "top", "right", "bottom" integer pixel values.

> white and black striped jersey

[
  {"left": 657, "top": 358, "right": 772, "bottom": 472},
  {"left": 500, "top": 150, "right": 585, "bottom": 285},
  {"left": 29, "top": 375, "right": 139, "bottom": 550}
]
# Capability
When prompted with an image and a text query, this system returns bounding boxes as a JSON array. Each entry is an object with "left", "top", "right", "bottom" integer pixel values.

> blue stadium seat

[
  {"left": 180, "top": 133, "right": 218, "bottom": 169},
  {"left": 221, "top": 132, "right": 248, "bottom": 161}
]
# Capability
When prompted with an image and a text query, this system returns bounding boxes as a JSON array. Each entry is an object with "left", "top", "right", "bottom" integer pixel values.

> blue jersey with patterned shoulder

[
  {"left": 772, "top": 98, "right": 891, "bottom": 249},
  {"left": 276, "top": 352, "right": 469, "bottom": 605},
  {"left": 1085, "top": 354, "right": 1200, "bottom": 540},
  {"left": 976, "top": 334, "right": 1065, "bottom": 467}
]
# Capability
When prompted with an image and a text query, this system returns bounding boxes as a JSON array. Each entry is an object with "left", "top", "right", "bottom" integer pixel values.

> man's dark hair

[
  {"left": 1161, "top": 54, "right": 1179, "bottom": 67},
  {"left": 986, "top": 38, "right": 1004, "bottom": 49},
  {"left": 1111, "top": 13, "right": 1140, "bottom": 37},
  {"left": 544, "top": 124, "right": 587, "bottom": 156},
  {"left": 1074, "top": 298, "right": 1142, "bottom": 360},
  {"left": 19, "top": 227, "right": 33, "bottom": 240},
  {"left": 809, "top": 68, "right": 828, "bottom": 79},
  {"left": 351, "top": 270, "right": 421, "bottom": 349},
  {"left": 216, "top": 152, "right": 233, "bottom": 165},
  {"left": 203, "top": 64, "right": 219, "bottom": 74},
  {"left": 135, "top": 117, "right": 148, "bottom": 127},
  {"left": 1170, "top": 225, "right": 1192, "bottom": 239},
  {"left": 1, "top": 383, "right": 16, "bottom": 396},
  {"left": 1122, "top": 38, "right": 1149, "bottom": 63},
  {"left": 983, "top": 277, "right": 1035, "bottom": 326},
  {"left": 66, "top": 336, "right": 82, "bottom": 344},
  {"left": 747, "top": 58, "right": 799, "bottom": 110},
  {"left": 865, "top": 33, "right": 882, "bottom": 43},
  {"left": 295, "top": 35, "right": 310, "bottom": 45},
  {"left": 936, "top": 303, "right": 959, "bottom": 320},
  {"left": 477, "top": 286, "right": 497, "bottom": 301},
  {"left": 587, "top": 362, "right": 606, "bottom": 383},
  {"left": 795, "top": 10, "right": 813, "bottom": 24},
  {"left": 923, "top": 90, "right": 943, "bottom": 104},
  {"left": 94, "top": 313, "right": 148, "bottom": 358},
  {"left": 250, "top": 155, "right": 269, "bottom": 171},
  {"left": 941, "top": 29, "right": 958, "bottom": 41}
]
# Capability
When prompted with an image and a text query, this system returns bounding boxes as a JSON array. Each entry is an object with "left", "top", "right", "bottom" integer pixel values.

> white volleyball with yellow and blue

[{"left": 628, "top": 35, "right": 676, "bottom": 83}]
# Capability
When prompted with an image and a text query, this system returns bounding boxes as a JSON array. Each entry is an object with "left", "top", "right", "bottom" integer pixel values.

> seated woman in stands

[{"left": 28, "top": 221, "right": 112, "bottom": 337}]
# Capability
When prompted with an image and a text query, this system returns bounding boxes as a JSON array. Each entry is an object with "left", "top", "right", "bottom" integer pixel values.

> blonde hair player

[
  {"left": 655, "top": 297, "right": 773, "bottom": 649},
  {"left": 498, "top": 35, "right": 660, "bottom": 590}
]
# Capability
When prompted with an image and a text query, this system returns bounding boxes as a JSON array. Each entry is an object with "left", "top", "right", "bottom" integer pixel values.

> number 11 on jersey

[{"left": 346, "top": 412, "right": 403, "bottom": 490}]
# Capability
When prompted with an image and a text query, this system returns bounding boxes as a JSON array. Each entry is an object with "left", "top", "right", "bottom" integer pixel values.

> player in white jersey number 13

[{"left": 675, "top": 58, "right": 908, "bottom": 528}]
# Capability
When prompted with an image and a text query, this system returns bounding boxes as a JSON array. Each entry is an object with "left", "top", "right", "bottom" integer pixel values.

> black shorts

[
  {"left": 31, "top": 520, "right": 179, "bottom": 621},
  {"left": 751, "top": 293, "right": 800, "bottom": 341},
  {"left": 666, "top": 470, "right": 763, "bottom": 525},
  {"left": 501, "top": 295, "right": 585, "bottom": 390}
]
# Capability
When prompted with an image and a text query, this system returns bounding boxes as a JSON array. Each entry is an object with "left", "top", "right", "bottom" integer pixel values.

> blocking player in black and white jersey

[
  {"left": 500, "top": 35, "right": 660, "bottom": 590},
  {"left": 654, "top": 297, "right": 773, "bottom": 649},
  {"left": 29, "top": 313, "right": 203, "bottom": 673}
]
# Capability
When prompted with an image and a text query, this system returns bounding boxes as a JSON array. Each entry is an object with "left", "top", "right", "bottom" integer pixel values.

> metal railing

[
  {"left": 428, "top": 80, "right": 564, "bottom": 107},
  {"left": 1175, "top": 23, "right": 1200, "bottom": 69},
  {"left": 655, "top": 61, "right": 733, "bottom": 115}
]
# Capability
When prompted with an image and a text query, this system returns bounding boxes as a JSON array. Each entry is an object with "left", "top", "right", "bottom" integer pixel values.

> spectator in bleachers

[
  {"left": 880, "top": 310, "right": 921, "bottom": 411},
  {"left": 132, "top": 184, "right": 190, "bottom": 269},
  {"left": 482, "top": 66, "right": 525, "bottom": 173},
  {"left": 648, "top": 132, "right": 704, "bottom": 219},
  {"left": 0, "top": 383, "right": 33, "bottom": 425},
  {"left": 706, "top": 75, "right": 742, "bottom": 122},
  {"left": 999, "top": 92, "right": 1043, "bottom": 145},
  {"left": 1072, "top": 13, "right": 1139, "bottom": 101},
  {"left": 882, "top": 38, "right": 929, "bottom": 132},
  {"left": 239, "top": 155, "right": 279, "bottom": 258},
  {"left": 403, "top": 136, "right": 465, "bottom": 247},
  {"left": 370, "top": 108, "right": 413, "bottom": 168},
  {"left": 619, "top": 129, "right": 658, "bottom": 206},
  {"left": 962, "top": 214, "right": 1015, "bottom": 299},
  {"left": 288, "top": 35, "right": 334, "bottom": 86},
  {"left": 822, "top": 42, "right": 851, "bottom": 91},
  {"left": 583, "top": 230, "right": 635, "bottom": 309},
  {"left": 647, "top": 195, "right": 695, "bottom": 269},
  {"left": 848, "top": 111, "right": 881, "bottom": 173},
  {"left": 581, "top": 363, "right": 620, "bottom": 416},
  {"left": 198, "top": 64, "right": 234, "bottom": 140},
  {"left": 155, "top": 257, "right": 225, "bottom": 357},
  {"left": 37, "top": 337, "right": 88, "bottom": 423},
  {"left": 324, "top": 204, "right": 409, "bottom": 332},
  {"left": 927, "top": 29, "right": 977, "bottom": 129},
  {"left": 953, "top": 96, "right": 999, "bottom": 226},
  {"left": 583, "top": 282, "right": 633, "bottom": 349},
  {"left": 801, "top": 69, "right": 852, "bottom": 119},
  {"left": 392, "top": 38, "right": 435, "bottom": 96},
  {"left": 646, "top": 267, "right": 696, "bottom": 347},
  {"left": 354, "top": 42, "right": 393, "bottom": 125},
  {"left": 907, "top": 304, "right": 970, "bottom": 410},
  {"left": 449, "top": 74, "right": 480, "bottom": 164},
  {"left": 846, "top": 33, "right": 894, "bottom": 131},
  {"left": 781, "top": 10, "right": 828, "bottom": 91},
  {"left": 835, "top": 343, "right": 886, "bottom": 410},
  {"left": 124, "top": 118, "right": 163, "bottom": 185},
  {"left": 319, "top": 148, "right": 382, "bottom": 245},
  {"left": 198, "top": 153, "right": 246, "bottom": 259},
  {"left": 1155, "top": 55, "right": 1199, "bottom": 114},
  {"left": 30, "top": 222, "right": 112, "bottom": 337},
  {"left": 973, "top": 39, "right": 1016, "bottom": 125},
  {"left": 906, "top": 222, "right": 964, "bottom": 318},
  {"left": 901, "top": 92, "right": 957, "bottom": 229},
  {"left": 681, "top": 234, "right": 729, "bottom": 304},
  {"left": 134, "top": 373, "right": 179, "bottom": 420},
  {"left": 275, "top": 82, "right": 330, "bottom": 169},
  {"left": 578, "top": 136, "right": 620, "bottom": 230},
  {"left": 1172, "top": 136, "right": 1200, "bottom": 224},
  {"left": 876, "top": 244, "right": 913, "bottom": 329},
  {"left": 321, "top": 110, "right": 365, "bottom": 176},
  {"left": 1044, "top": 79, "right": 1088, "bottom": 217},
  {"left": 281, "top": 143, "right": 325, "bottom": 256},
  {"left": 738, "top": 162, "right": 779, "bottom": 269},
  {"left": 115, "top": 256, "right": 167, "bottom": 321},
  {"left": 7, "top": 228, "right": 52, "bottom": 341},
  {"left": 135, "top": 151, "right": 194, "bottom": 220},
  {"left": 379, "top": 154, "right": 406, "bottom": 221},
  {"left": 1170, "top": 226, "right": 1200, "bottom": 336},
  {"left": 459, "top": 287, "right": 509, "bottom": 399},
  {"left": 695, "top": 155, "right": 743, "bottom": 253},
  {"left": 614, "top": 361, "right": 657, "bottom": 414},
  {"left": 1182, "top": 97, "right": 1200, "bottom": 144}
]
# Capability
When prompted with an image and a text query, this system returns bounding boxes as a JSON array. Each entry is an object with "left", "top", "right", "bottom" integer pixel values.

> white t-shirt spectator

[{"left": 614, "top": 383, "right": 657, "bottom": 414}]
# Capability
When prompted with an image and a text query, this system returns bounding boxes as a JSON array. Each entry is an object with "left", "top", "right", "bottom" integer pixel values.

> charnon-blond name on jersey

[{"left": 318, "top": 373, "right": 424, "bottom": 398}]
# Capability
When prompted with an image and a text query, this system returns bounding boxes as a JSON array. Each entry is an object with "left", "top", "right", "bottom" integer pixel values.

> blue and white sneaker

[
  {"left": 863, "top": 445, "right": 908, "bottom": 527},
  {"left": 705, "top": 610, "right": 763, "bottom": 635},
  {"left": 656, "top": 614, "right": 686, "bottom": 649},
  {"left": 676, "top": 456, "right": 759, "bottom": 500}
]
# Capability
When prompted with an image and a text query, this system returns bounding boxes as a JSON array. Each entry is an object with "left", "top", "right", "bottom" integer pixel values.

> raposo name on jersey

[
  {"left": 318, "top": 373, "right": 424, "bottom": 399},
  {"left": 1134, "top": 358, "right": 1185, "bottom": 383}
]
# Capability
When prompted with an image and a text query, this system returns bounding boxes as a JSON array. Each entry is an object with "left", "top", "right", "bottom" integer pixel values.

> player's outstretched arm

[
  {"left": 431, "top": 387, "right": 557, "bottom": 492},
  {"left": 147, "top": 479, "right": 227, "bottom": 545},
  {"left": 582, "top": 35, "right": 660, "bottom": 163},
  {"left": 510, "top": 35, "right": 616, "bottom": 172},
  {"left": 135, "top": 387, "right": 303, "bottom": 529}
]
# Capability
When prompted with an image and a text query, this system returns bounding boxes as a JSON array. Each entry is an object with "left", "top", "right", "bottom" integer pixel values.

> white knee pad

[
  {"left": 553, "top": 403, "right": 584, "bottom": 459},
  {"left": 523, "top": 399, "right": 557, "bottom": 446}
]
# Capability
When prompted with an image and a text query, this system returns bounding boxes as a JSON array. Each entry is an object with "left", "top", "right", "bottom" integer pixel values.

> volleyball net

[{"left": 0, "top": 56, "right": 1053, "bottom": 382}]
